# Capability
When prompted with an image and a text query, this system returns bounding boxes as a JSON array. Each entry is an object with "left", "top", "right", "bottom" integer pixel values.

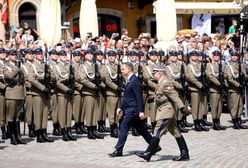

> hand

[
  {"left": 43, "top": 87, "right": 51, "bottom": 93},
  {"left": 116, "top": 108, "right": 123, "bottom": 115},
  {"left": 117, "top": 87, "right": 123, "bottom": 91},
  {"left": 180, "top": 107, "right": 190, "bottom": 116},
  {"left": 139, "top": 112, "right": 145, "bottom": 120},
  {"left": 66, "top": 89, "right": 74, "bottom": 95}
]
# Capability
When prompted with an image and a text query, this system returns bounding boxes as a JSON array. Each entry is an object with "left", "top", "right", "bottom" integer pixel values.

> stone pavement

[{"left": 0, "top": 113, "right": 248, "bottom": 168}]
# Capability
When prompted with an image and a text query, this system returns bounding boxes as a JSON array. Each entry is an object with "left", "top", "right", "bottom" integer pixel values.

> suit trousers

[
  {"left": 154, "top": 116, "right": 181, "bottom": 138},
  {"left": 51, "top": 93, "right": 58, "bottom": 124},
  {"left": 82, "top": 95, "right": 97, "bottom": 127},
  {"left": 191, "top": 91, "right": 203, "bottom": 120},
  {"left": 6, "top": 99, "right": 23, "bottom": 122},
  {"left": 106, "top": 96, "right": 118, "bottom": 125},
  {"left": 58, "top": 95, "right": 73, "bottom": 128},
  {"left": 210, "top": 92, "right": 222, "bottom": 119},
  {"left": 115, "top": 114, "right": 152, "bottom": 151},
  {"left": 96, "top": 95, "right": 106, "bottom": 122},
  {"left": 0, "top": 94, "right": 6, "bottom": 126},
  {"left": 33, "top": 95, "right": 48, "bottom": 130},
  {"left": 230, "top": 92, "right": 243, "bottom": 119},
  {"left": 73, "top": 94, "right": 82, "bottom": 123},
  {"left": 25, "top": 94, "right": 33, "bottom": 125}
]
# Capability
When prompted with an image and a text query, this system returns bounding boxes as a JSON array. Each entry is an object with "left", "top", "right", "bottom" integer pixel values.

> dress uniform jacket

[
  {"left": 186, "top": 61, "right": 203, "bottom": 91},
  {"left": 165, "top": 61, "right": 183, "bottom": 90},
  {"left": 206, "top": 61, "right": 221, "bottom": 93}
]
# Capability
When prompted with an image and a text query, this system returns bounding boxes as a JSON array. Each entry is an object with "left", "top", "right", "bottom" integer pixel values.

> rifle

[
  {"left": 69, "top": 52, "right": 75, "bottom": 96},
  {"left": 180, "top": 53, "right": 189, "bottom": 99},
  {"left": 116, "top": 56, "right": 123, "bottom": 99},
  {"left": 94, "top": 55, "right": 101, "bottom": 96},
  {"left": 218, "top": 60, "right": 228, "bottom": 97},
  {"left": 238, "top": 50, "right": 245, "bottom": 95},
  {"left": 198, "top": 52, "right": 209, "bottom": 96},
  {"left": 138, "top": 54, "right": 143, "bottom": 83},
  {"left": 43, "top": 44, "right": 52, "bottom": 97}
]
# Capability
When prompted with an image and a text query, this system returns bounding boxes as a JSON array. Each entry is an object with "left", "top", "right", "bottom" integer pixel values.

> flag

[{"left": 1, "top": 0, "right": 8, "bottom": 25}]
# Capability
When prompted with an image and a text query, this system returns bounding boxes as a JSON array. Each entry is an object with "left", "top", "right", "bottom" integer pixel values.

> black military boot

[
  {"left": 93, "top": 126, "right": 104, "bottom": 139},
  {"left": 110, "top": 124, "right": 118, "bottom": 138},
  {"left": 177, "top": 120, "right": 188, "bottom": 133},
  {"left": 182, "top": 116, "right": 193, "bottom": 127},
  {"left": 62, "top": 128, "right": 70, "bottom": 141},
  {"left": 36, "top": 129, "right": 45, "bottom": 143},
  {"left": 87, "top": 126, "right": 96, "bottom": 140},
  {"left": 74, "top": 123, "right": 82, "bottom": 134},
  {"left": 28, "top": 124, "right": 35, "bottom": 137},
  {"left": 102, "top": 120, "right": 111, "bottom": 132},
  {"left": 193, "top": 120, "right": 202, "bottom": 132},
  {"left": 97, "top": 121, "right": 105, "bottom": 133},
  {"left": 1, "top": 126, "right": 7, "bottom": 139},
  {"left": 136, "top": 137, "right": 160, "bottom": 162},
  {"left": 232, "top": 118, "right": 239, "bottom": 129},
  {"left": 67, "top": 127, "right": 77, "bottom": 141},
  {"left": 15, "top": 121, "right": 26, "bottom": 145},
  {"left": 202, "top": 115, "right": 213, "bottom": 126},
  {"left": 212, "top": 119, "right": 221, "bottom": 131},
  {"left": 52, "top": 123, "right": 61, "bottom": 136},
  {"left": 42, "top": 129, "right": 54, "bottom": 142},
  {"left": 199, "top": 119, "right": 209, "bottom": 131},
  {"left": 80, "top": 122, "right": 88, "bottom": 134},
  {"left": 8, "top": 122, "right": 17, "bottom": 145},
  {"left": 216, "top": 118, "right": 226, "bottom": 130},
  {"left": 172, "top": 136, "right": 190, "bottom": 161},
  {"left": 237, "top": 117, "right": 248, "bottom": 129}
]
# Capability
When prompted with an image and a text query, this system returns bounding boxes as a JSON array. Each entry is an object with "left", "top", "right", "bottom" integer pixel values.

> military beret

[
  {"left": 72, "top": 50, "right": 81, "bottom": 56},
  {"left": 152, "top": 66, "right": 165, "bottom": 74},
  {"left": 212, "top": 50, "right": 221, "bottom": 56},
  {"left": 148, "top": 50, "right": 158, "bottom": 56},
  {"left": 107, "top": 50, "right": 117, "bottom": 56},
  {"left": 64, "top": 42, "right": 72, "bottom": 47},
  {"left": 24, "top": 48, "right": 33, "bottom": 55},
  {"left": 48, "top": 49, "right": 58, "bottom": 55},
  {"left": 189, "top": 50, "right": 198, "bottom": 56},
  {"left": 244, "top": 47, "right": 248, "bottom": 54},
  {"left": 129, "top": 50, "right": 138, "bottom": 56},
  {"left": 116, "top": 49, "right": 124, "bottom": 55},
  {"left": 158, "top": 50, "right": 165, "bottom": 56},
  {"left": 0, "top": 48, "right": 6, "bottom": 54},
  {"left": 230, "top": 50, "right": 240, "bottom": 56},
  {"left": 88, "top": 45, "right": 97, "bottom": 53},
  {"left": 177, "top": 50, "right": 184, "bottom": 56},
  {"left": 169, "top": 51, "right": 178, "bottom": 57},
  {"left": 34, "top": 48, "right": 43, "bottom": 54},
  {"left": 85, "top": 48, "right": 94, "bottom": 55},
  {"left": 198, "top": 51, "right": 206, "bottom": 57},
  {"left": 8, "top": 49, "right": 17, "bottom": 55},
  {"left": 58, "top": 50, "right": 67, "bottom": 56},
  {"left": 95, "top": 50, "right": 104, "bottom": 56},
  {"left": 138, "top": 50, "right": 145, "bottom": 57}
]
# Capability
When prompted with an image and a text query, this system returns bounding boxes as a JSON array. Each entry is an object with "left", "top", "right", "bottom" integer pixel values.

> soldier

[
  {"left": 21, "top": 48, "right": 36, "bottom": 138},
  {"left": 71, "top": 50, "right": 84, "bottom": 135},
  {"left": 136, "top": 67, "right": 189, "bottom": 162},
  {"left": 165, "top": 51, "right": 188, "bottom": 133},
  {"left": 95, "top": 49, "right": 110, "bottom": 133},
  {"left": 48, "top": 49, "right": 61, "bottom": 136},
  {"left": 28, "top": 48, "right": 55, "bottom": 143},
  {"left": 105, "top": 50, "right": 121, "bottom": 138},
  {"left": 0, "top": 48, "right": 7, "bottom": 139},
  {"left": 80, "top": 48, "right": 103, "bottom": 139},
  {"left": 197, "top": 52, "right": 212, "bottom": 127},
  {"left": 143, "top": 50, "right": 159, "bottom": 133},
  {"left": 55, "top": 50, "right": 77, "bottom": 141},
  {"left": 186, "top": 50, "right": 208, "bottom": 131},
  {"left": 225, "top": 50, "right": 247, "bottom": 129},
  {"left": 3, "top": 49, "right": 26, "bottom": 145},
  {"left": 206, "top": 50, "right": 226, "bottom": 130}
]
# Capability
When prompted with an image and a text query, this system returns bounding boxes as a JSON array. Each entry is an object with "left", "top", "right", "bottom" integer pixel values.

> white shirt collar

[{"left": 127, "top": 73, "right": 134, "bottom": 81}]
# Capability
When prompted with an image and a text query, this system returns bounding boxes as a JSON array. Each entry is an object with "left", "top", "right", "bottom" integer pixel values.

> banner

[
  {"left": 1, "top": 0, "right": 7, "bottom": 25},
  {"left": 192, "top": 14, "right": 211, "bottom": 35}
]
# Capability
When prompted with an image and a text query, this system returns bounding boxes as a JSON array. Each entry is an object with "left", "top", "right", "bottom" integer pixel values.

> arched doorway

[{"left": 18, "top": 3, "right": 37, "bottom": 30}]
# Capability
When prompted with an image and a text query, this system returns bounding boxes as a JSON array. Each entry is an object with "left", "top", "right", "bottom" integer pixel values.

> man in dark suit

[{"left": 109, "top": 62, "right": 156, "bottom": 157}]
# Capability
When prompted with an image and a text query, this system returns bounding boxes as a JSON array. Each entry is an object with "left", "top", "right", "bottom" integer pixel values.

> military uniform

[
  {"left": 186, "top": 52, "right": 207, "bottom": 131},
  {"left": 136, "top": 68, "right": 189, "bottom": 162},
  {"left": 3, "top": 49, "right": 26, "bottom": 145},
  {"left": 0, "top": 55, "right": 7, "bottom": 139},
  {"left": 225, "top": 51, "right": 247, "bottom": 129}
]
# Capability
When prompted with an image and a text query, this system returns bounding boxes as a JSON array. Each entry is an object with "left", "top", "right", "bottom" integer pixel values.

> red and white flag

[{"left": 1, "top": 0, "right": 8, "bottom": 25}]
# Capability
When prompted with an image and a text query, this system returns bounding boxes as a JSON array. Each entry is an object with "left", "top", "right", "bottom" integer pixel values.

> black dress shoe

[
  {"left": 109, "top": 150, "right": 123, "bottom": 157},
  {"left": 136, "top": 151, "right": 152, "bottom": 161},
  {"left": 172, "top": 150, "right": 190, "bottom": 161}
]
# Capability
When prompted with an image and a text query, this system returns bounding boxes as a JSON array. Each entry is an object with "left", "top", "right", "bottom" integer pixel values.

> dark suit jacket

[{"left": 120, "top": 74, "right": 144, "bottom": 116}]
